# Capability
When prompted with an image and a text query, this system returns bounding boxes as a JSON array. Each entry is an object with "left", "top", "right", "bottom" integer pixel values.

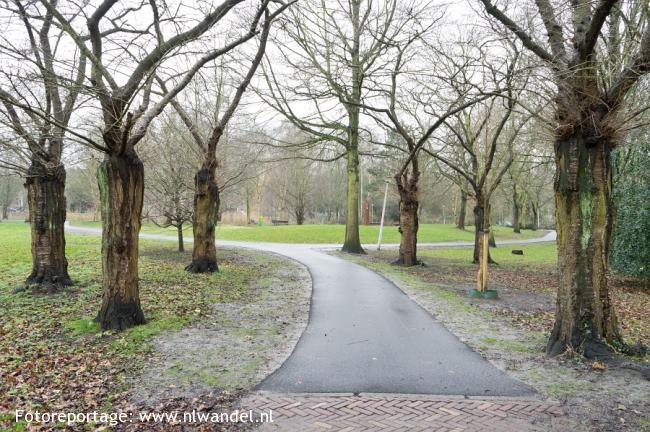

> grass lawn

[
  {"left": 418, "top": 241, "right": 559, "bottom": 267},
  {"left": 70, "top": 220, "right": 545, "bottom": 244},
  {"left": 0, "top": 221, "right": 296, "bottom": 430}
]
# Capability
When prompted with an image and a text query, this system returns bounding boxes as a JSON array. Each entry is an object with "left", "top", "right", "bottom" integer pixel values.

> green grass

[
  {"left": 70, "top": 220, "right": 545, "bottom": 244},
  {"left": 0, "top": 221, "right": 269, "bottom": 429},
  {"left": 545, "top": 380, "right": 594, "bottom": 398},
  {"left": 417, "top": 242, "right": 558, "bottom": 267}
]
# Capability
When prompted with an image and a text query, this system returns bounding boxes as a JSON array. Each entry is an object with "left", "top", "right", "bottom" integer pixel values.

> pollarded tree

[
  {"left": 479, "top": 0, "right": 650, "bottom": 356},
  {"left": 259, "top": 0, "right": 420, "bottom": 253},
  {"left": 0, "top": 1, "right": 87, "bottom": 291},
  {"left": 42, "top": 0, "right": 286, "bottom": 329},
  {"left": 162, "top": 12, "right": 280, "bottom": 272}
]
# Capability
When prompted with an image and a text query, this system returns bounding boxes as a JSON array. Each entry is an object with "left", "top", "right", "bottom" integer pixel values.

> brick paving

[{"left": 239, "top": 392, "right": 566, "bottom": 431}]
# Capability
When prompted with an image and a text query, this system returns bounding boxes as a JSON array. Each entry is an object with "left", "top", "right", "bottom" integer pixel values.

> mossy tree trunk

[
  {"left": 343, "top": 143, "right": 363, "bottom": 253},
  {"left": 547, "top": 132, "right": 622, "bottom": 356},
  {"left": 187, "top": 158, "right": 220, "bottom": 273},
  {"left": 476, "top": 0, "right": 644, "bottom": 358},
  {"left": 341, "top": 1, "right": 364, "bottom": 254},
  {"left": 25, "top": 162, "right": 72, "bottom": 292},
  {"left": 472, "top": 194, "right": 494, "bottom": 264},
  {"left": 96, "top": 151, "right": 146, "bottom": 330},
  {"left": 395, "top": 168, "right": 420, "bottom": 266}
]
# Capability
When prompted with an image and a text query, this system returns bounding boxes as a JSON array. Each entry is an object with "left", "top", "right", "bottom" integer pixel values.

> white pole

[{"left": 377, "top": 182, "right": 389, "bottom": 251}]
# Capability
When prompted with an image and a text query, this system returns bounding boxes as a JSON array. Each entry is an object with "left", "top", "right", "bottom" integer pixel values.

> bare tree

[
  {"left": 142, "top": 117, "right": 198, "bottom": 253},
  {"left": 41, "top": 0, "right": 285, "bottom": 329},
  {"left": 432, "top": 96, "right": 535, "bottom": 263},
  {"left": 259, "top": 0, "right": 422, "bottom": 253},
  {"left": 0, "top": 0, "right": 88, "bottom": 291},
  {"left": 478, "top": 0, "right": 650, "bottom": 356},
  {"left": 163, "top": 8, "right": 283, "bottom": 272},
  {"left": 361, "top": 27, "right": 524, "bottom": 266}
]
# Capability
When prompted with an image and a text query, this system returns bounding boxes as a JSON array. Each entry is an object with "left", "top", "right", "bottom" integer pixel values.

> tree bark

[
  {"left": 25, "top": 163, "right": 72, "bottom": 292},
  {"left": 295, "top": 203, "right": 305, "bottom": 225},
  {"left": 547, "top": 134, "right": 621, "bottom": 356},
  {"left": 186, "top": 164, "right": 219, "bottom": 273},
  {"left": 177, "top": 224, "right": 184, "bottom": 252},
  {"left": 396, "top": 193, "right": 419, "bottom": 266},
  {"left": 457, "top": 190, "right": 467, "bottom": 230},
  {"left": 531, "top": 202, "right": 539, "bottom": 231},
  {"left": 342, "top": 136, "right": 364, "bottom": 253},
  {"left": 472, "top": 196, "right": 494, "bottom": 264},
  {"left": 96, "top": 152, "right": 146, "bottom": 330},
  {"left": 512, "top": 186, "right": 521, "bottom": 233}
]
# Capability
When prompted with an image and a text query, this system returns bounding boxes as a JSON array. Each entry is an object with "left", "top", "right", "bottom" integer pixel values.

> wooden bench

[{"left": 272, "top": 219, "right": 289, "bottom": 225}]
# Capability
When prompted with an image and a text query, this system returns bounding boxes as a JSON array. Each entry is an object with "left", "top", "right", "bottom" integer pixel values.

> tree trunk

[
  {"left": 396, "top": 195, "right": 419, "bottom": 266},
  {"left": 547, "top": 134, "right": 621, "bottom": 356},
  {"left": 342, "top": 139, "right": 364, "bottom": 253},
  {"left": 25, "top": 163, "right": 72, "bottom": 292},
  {"left": 295, "top": 200, "right": 305, "bottom": 225},
  {"left": 96, "top": 152, "right": 146, "bottom": 330},
  {"left": 186, "top": 165, "right": 219, "bottom": 273},
  {"left": 177, "top": 224, "right": 184, "bottom": 252},
  {"left": 512, "top": 187, "right": 521, "bottom": 233},
  {"left": 342, "top": 6, "right": 364, "bottom": 254},
  {"left": 457, "top": 190, "right": 467, "bottom": 230},
  {"left": 2, "top": 206, "right": 7, "bottom": 219},
  {"left": 472, "top": 196, "right": 494, "bottom": 264},
  {"left": 246, "top": 189, "right": 251, "bottom": 224},
  {"left": 531, "top": 202, "right": 539, "bottom": 231}
]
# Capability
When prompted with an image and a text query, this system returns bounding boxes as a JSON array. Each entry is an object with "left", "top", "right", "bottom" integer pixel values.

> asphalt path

[{"left": 66, "top": 222, "right": 550, "bottom": 396}]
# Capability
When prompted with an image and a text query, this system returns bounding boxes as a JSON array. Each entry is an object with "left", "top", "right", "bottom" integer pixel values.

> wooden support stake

[{"left": 476, "top": 230, "right": 489, "bottom": 293}]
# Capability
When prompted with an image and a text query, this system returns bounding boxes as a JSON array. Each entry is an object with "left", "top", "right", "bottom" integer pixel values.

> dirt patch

[
  {"left": 339, "top": 251, "right": 650, "bottom": 432},
  {"left": 120, "top": 248, "right": 311, "bottom": 429}
]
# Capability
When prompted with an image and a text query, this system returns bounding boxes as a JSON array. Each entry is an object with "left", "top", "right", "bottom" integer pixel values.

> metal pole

[{"left": 377, "top": 181, "right": 389, "bottom": 251}]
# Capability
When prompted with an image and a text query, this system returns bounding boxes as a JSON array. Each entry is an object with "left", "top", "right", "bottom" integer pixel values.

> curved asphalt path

[{"left": 66, "top": 222, "right": 553, "bottom": 396}]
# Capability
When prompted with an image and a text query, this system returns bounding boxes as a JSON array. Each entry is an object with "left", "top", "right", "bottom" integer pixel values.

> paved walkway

[
  {"left": 250, "top": 244, "right": 533, "bottom": 396},
  {"left": 66, "top": 224, "right": 563, "bottom": 430}
]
